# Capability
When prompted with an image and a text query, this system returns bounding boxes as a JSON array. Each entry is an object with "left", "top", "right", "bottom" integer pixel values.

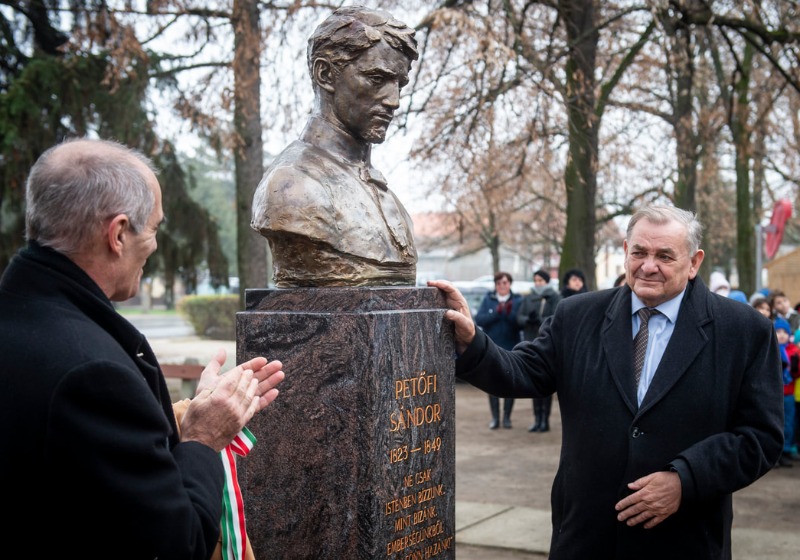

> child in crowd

[
  {"left": 774, "top": 318, "right": 799, "bottom": 467},
  {"left": 770, "top": 290, "right": 800, "bottom": 332},
  {"left": 752, "top": 297, "right": 772, "bottom": 319}
]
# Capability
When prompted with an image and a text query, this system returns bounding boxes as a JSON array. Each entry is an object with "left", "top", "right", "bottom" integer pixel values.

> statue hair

[{"left": 307, "top": 5, "right": 418, "bottom": 79}]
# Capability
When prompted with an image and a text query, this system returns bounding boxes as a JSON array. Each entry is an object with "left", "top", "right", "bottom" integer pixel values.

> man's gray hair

[
  {"left": 25, "top": 138, "right": 157, "bottom": 256},
  {"left": 307, "top": 5, "right": 418, "bottom": 77},
  {"left": 626, "top": 204, "right": 703, "bottom": 255}
]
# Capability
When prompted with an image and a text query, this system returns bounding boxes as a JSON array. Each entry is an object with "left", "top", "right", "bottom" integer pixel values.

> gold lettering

[
  {"left": 424, "top": 536, "right": 454, "bottom": 558},
  {"left": 417, "top": 484, "right": 445, "bottom": 504},
  {"left": 394, "top": 373, "right": 438, "bottom": 400},
  {"left": 412, "top": 506, "right": 436, "bottom": 525},
  {"left": 389, "top": 410, "right": 406, "bottom": 432},
  {"left": 386, "top": 529, "right": 424, "bottom": 555},
  {"left": 389, "top": 404, "right": 443, "bottom": 432},
  {"left": 394, "top": 516, "right": 411, "bottom": 531},
  {"left": 385, "top": 493, "right": 418, "bottom": 516},
  {"left": 414, "top": 469, "right": 431, "bottom": 485}
]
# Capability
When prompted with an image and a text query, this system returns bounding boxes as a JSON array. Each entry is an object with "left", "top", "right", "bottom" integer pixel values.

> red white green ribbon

[{"left": 220, "top": 427, "right": 256, "bottom": 560}]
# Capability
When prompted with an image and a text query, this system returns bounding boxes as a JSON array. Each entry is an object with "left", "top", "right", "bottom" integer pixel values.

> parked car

[
  {"left": 470, "top": 275, "right": 535, "bottom": 296},
  {"left": 416, "top": 270, "right": 447, "bottom": 286},
  {"left": 450, "top": 281, "right": 492, "bottom": 317}
]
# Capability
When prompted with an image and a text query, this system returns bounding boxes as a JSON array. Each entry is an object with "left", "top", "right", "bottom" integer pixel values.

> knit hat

[
  {"left": 774, "top": 317, "right": 792, "bottom": 334},
  {"left": 709, "top": 271, "right": 730, "bottom": 296},
  {"left": 562, "top": 268, "right": 586, "bottom": 286},
  {"left": 728, "top": 290, "right": 748, "bottom": 304},
  {"left": 533, "top": 269, "right": 550, "bottom": 284}
]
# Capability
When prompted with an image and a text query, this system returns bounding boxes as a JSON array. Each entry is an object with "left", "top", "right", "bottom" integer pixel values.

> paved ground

[{"left": 133, "top": 313, "right": 800, "bottom": 559}]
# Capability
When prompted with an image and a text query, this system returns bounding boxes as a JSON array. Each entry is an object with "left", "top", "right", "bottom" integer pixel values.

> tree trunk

[
  {"left": 233, "top": 0, "right": 267, "bottom": 308},
  {"left": 732, "top": 44, "right": 755, "bottom": 295},
  {"left": 671, "top": 26, "right": 698, "bottom": 212},
  {"left": 559, "top": 0, "right": 599, "bottom": 290}
]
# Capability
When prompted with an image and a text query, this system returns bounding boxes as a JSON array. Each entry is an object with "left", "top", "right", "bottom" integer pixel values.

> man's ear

[
  {"left": 106, "top": 214, "right": 129, "bottom": 257},
  {"left": 688, "top": 249, "right": 705, "bottom": 279},
  {"left": 312, "top": 58, "right": 336, "bottom": 94}
]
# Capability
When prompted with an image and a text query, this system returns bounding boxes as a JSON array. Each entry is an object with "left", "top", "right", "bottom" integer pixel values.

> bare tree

[{"left": 410, "top": 1, "right": 655, "bottom": 288}]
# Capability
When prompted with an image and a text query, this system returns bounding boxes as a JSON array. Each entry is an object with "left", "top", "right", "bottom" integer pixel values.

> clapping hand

[{"left": 181, "top": 349, "right": 285, "bottom": 451}]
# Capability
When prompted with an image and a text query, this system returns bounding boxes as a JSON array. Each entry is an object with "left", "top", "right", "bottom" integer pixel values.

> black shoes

[
  {"left": 490, "top": 418, "right": 513, "bottom": 429},
  {"left": 774, "top": 453, "right": 794, "bottom": 468},
  {"left": 539, "top": 422, "right": 550, "bottom": 433},
  {"left": 529, "top": 420, "right": 550, "bottom": 433}
]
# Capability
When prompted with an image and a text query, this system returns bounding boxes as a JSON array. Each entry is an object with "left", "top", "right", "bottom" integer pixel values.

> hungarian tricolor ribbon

[{"left": 220, "top": 427, "right": 256, "bottom": 560}]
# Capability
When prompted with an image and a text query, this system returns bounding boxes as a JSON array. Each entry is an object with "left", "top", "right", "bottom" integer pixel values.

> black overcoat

[
  {"left": 457, "top": 277, "right": 783, "bottom": 559},
  {"left": 0, "top": 243, "right": 224, "bottom": 559}
]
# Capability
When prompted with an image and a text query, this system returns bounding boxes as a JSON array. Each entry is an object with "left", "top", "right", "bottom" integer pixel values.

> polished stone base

[{"left": 237, "top": 287, "right": 455, "bottom": 560}]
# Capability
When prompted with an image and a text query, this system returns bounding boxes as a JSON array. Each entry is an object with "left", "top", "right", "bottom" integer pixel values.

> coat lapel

[
  {"left": 638, "top": 278, "right": 712, "bottom": 415},
  {"left": 601, "top": 286, "right": 638, "bottom": 415}
]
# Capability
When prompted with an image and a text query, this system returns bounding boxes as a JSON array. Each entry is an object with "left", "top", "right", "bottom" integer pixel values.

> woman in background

[{"left": 475, "top": 271, "right": 522, "bottom": 429}]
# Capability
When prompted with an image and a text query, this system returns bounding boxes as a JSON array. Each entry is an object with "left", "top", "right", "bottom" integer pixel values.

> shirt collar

[{"left": 631, "top": 288, "right": 685, "bottom": 324}]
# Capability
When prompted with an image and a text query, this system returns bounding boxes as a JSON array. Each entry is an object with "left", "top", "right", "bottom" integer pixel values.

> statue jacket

[
  {"left": 0, "top": 242, "right": 224, "bottom": 559},
  {"left": 456, "top": 277, "right": 783, "bottom": 560}
]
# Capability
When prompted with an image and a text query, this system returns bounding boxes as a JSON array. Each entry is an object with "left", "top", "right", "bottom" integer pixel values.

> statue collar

[{"left": 300, "top": 116, "right": 388, "bottom": 189}]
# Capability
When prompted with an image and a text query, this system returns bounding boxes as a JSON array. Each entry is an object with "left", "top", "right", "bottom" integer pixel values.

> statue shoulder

[
  {"left": 251, "top": 141, "right": 339, "bottom": 236},
  {"left": 257, "top": 143, "right": 335, "bottom": 201}
]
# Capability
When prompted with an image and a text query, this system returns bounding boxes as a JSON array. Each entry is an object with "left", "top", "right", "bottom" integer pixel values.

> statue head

[{"left": 307, "top": 6, "right": 418, "bottom": 144}]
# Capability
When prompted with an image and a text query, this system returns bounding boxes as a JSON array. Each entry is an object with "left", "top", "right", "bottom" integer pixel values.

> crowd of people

[
  {"left": 748, "top": 287, "right": 800, "bottom": 467},
  {"left": 475, "top": 268, "right": 591, "bottom": 431},
  {"left": 709, "top": 270, "right": 800, "bottom": 468}
]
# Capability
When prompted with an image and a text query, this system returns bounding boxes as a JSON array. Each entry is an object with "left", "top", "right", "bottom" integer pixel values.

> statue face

[{"left": 331, "top": 39, "right": 410, "bottom": 144}]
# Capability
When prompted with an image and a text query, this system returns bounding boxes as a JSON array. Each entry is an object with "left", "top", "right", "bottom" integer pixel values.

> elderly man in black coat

[
  {"left": 0, "top": 139, "right": 285, "bottom": 559},
  {"left": 430, "top": 204, "right": 782, "bottom": 560}
]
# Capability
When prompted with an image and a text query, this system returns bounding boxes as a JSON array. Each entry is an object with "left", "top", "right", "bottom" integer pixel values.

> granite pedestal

[{"left": 236, "top": 287, "right": 455, "bottom": 560}]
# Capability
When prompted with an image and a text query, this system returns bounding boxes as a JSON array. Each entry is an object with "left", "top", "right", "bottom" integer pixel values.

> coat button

[{"left": 631, "top": 427, "right": 642, "bottom": 438}]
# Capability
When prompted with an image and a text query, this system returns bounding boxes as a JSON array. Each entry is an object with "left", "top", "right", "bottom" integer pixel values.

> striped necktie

[{"left": 633, "top": 307, "right": 659, "bottom": 387}]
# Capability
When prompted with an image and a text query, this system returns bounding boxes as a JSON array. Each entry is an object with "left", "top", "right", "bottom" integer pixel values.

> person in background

[
  {"left": 749, "top": 287, "right": 772, "bottom": 305},
  {"left": 752, "top": 296, "right": 772, "bottom": 319},
  {"left": 517, "top": 268, "right": 561, "bottom": 432},
  {"left": 475, "top": 271, "right": 522, "bottom": 429},
  {"left": 774, "top": 317, "right": 799, "bottom": 468},
  {"left": 708, "top": 271, "right": 731, "bottom": 297},
  {"left": 770, "top": 290, "right": 800, "bottom": 333},
  {"left": 728, "top": 290, "right": 749, "bottom": 304},
  {"left": 429, "top": 204, "right": 782, "bottom": 559},
  {"left": 0, "top": 138, "right": 286, "bottom": 559},
  {"left": 560, "top": 268, "right": 588, "bottom": 298}
]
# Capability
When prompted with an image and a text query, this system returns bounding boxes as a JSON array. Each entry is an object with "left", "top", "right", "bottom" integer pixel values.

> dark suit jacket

[
  {"left": 457, "top": 278, "right": 783, "bottom": 560},
  {"left": 0, "top": 242, "right": 224, "bottom": 559}
]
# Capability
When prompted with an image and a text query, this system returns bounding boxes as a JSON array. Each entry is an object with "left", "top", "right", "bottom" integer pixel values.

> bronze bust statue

[{"left": 251, "top": 6, "right": 418, "bottom": 287}]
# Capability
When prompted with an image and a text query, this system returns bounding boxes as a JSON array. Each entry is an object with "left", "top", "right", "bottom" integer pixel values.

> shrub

[{"left": 177, "top": 295, "right": 240, "bottom": 340}]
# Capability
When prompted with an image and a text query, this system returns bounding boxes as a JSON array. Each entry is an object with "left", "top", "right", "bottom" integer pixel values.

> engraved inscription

[{"left": 385, "top": 370, "right": 452, "bottom": 558}]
